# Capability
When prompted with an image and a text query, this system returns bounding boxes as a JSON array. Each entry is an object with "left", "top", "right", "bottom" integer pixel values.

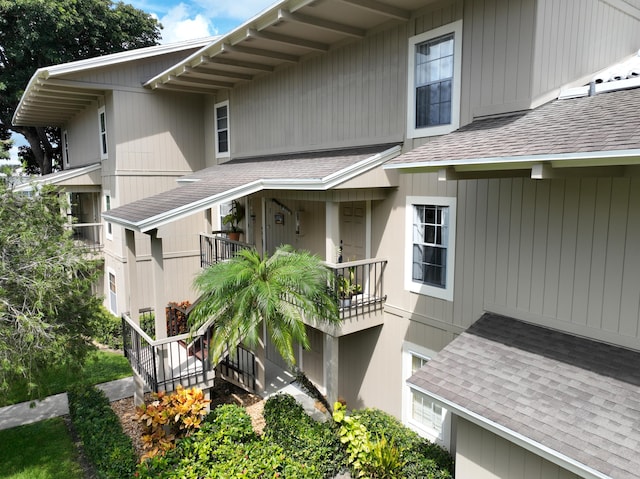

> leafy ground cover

[
  {"left": 0, "top": 418, "right": 83, "bottom": 479},
  {"left": 0, "top": 350, "right": 131, "bottom": 407},
  {"left": 137, "top": 392, "right": 455, "bottom": 479}
]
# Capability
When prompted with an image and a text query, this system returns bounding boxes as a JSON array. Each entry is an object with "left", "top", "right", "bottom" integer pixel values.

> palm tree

[{"left": 189, "top": 244, "right": 340, "bottom": 367}]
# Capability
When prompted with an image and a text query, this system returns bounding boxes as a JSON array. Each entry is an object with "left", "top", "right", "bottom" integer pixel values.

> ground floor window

[
  {"left": 108, "top": 269, "right": 117, "bottom": 315},
  {"left": 402, "top": 342, "right": 450, "bottom": 447}
]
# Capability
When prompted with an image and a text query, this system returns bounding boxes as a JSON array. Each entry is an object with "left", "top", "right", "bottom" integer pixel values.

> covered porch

[{"left": 104, "top": 145, "right": 400, "bottom": 404}]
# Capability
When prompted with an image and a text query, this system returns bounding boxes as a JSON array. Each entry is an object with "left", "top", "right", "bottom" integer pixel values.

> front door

[{"left": 340, "top": 201, "right": 366, "bottom": 261}]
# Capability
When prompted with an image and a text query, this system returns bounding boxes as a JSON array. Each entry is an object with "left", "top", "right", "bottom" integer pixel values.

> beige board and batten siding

[
  {"left": 386, "top": 173, "right": 640, "bottom": 351},
  {"left": 532, "top": 0, "right": 640, "bottom": 102},
  {"left": 229, "top": 24, "right": 408, "bottom": 158},
  {"left": 455, "top": 419, "right": 582, "bottom": 479},
  {"left": 112, "top": 89, "right": 205, "bottom": 174},
  {"left": 64, "top": 104, "right": 103, "bottom": 169}
]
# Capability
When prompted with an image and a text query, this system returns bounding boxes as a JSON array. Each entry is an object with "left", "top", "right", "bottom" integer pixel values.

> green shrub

[
  {"left": 355, "top": 408, "right": 454, "bottom": 479},
  {"left": 264, "top": 393, "right": 346, "bottom": 478},
  {"left": 90, "top": 306, "right": 123, "bottom": 350},
  {"left": 138, "top": 402, "right": 314, "bottom": 478},
  {"left": 67, "top": 384, "right": 137, "bottom": 479}
]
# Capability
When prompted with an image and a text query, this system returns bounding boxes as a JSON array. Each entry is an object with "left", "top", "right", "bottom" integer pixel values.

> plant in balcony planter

[
  {"left": 337, "top": 268, "right": 362, "bottom": 308},
  {"left": 222, "top": 200, "right": 245, "bottom": 241}
]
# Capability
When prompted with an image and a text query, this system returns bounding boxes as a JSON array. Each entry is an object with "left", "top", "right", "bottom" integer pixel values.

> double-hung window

[
  {"left": 215, "top": 100, "right": 230, "bottom": 158},
  {"left": 104, "top": 193, "right": 113, "bottom": 241},
  {"left": 98, "top": 107, "right": 108, "bottom": 159},
  {"left": 407, "top": 20, "right": 462, "bottom": 138},
  {"left": 402, "top": 342, "right": 449, "bottom": 446},
  {"left": 405, "top": 196, "right": 456, "bottom": 301}
]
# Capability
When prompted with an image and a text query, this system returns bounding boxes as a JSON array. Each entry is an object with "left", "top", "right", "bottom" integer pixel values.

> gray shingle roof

[
  {"left": 104, "top": 144, "right": 398, "bottom": 231},
  {"left": 409, "top": 313, "right": 640, "bottom": 479},
  {"left": 387, "top": 87, "right": 640, "bottom": 168}
]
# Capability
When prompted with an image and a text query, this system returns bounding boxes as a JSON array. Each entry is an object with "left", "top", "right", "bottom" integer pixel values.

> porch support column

[
  {"left": 125, "top": 229, "right": 140, "bottom": 323},
  {"left": 326, "top": 201, "right": 340, "bottom": 262},
  {"left": 205, "top": 208, "right": 213, "bottom": 234},
  {"left": 324, "top": 333, "right": 339, "bottom": 406},
  {"left": 150, "top": 229, "right": 167, "bottom": 340},
  {"left": 255, "top": 322, "right": 266, "bottom": 394}
]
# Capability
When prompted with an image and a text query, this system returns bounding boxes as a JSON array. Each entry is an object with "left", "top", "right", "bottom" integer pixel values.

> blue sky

[
  {"left": 4, "top": 0, "right": 275, "bottom": 164},
  {"left": 129, "top": 0, "right": 276, "bottom": 43}
]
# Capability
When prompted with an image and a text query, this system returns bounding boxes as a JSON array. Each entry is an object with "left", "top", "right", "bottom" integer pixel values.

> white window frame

[
  {"left": 214, "top": 100, "right": 230, "bottom": 159},
  {"left": 98, "top": 106, "right": 108, "bottom": 160},
  {"left": 402, "top": 342, "right": 451, "bottom": 447},
  {"left": 62, "top": 130, "right": 70, "bottom": 167},
  {"left": 405, "top": 196, "right": 456, "bottom": 301},
  {"left": 407, "top": 20, "right": 463, "bottom": 139},
  {"left": 107, "top": 268, "right": 117, "bottom": 315},
  {"left": 104, "top": 192, "right": 113, "bottom": 241}
]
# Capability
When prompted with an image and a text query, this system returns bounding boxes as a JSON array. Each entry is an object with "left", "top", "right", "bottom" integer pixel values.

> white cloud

[
  {"left": 159, "top": 3, "right": 215, "bottom": 43},
  {"left": 193, "top": 0, "right": 276, "bottom": 21}
]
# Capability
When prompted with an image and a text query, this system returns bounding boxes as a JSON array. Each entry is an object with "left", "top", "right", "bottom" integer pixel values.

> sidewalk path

[{"left": 0, "top": 376, "right": 134, "bottom": 431}]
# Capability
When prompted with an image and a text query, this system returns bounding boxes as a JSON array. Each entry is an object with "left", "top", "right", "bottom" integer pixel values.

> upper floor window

[
  {"left": 98, "top": 107, "right": 108, "bottom": 160},
  {"left": 215, "top": 100, "right": 230, "bottom": 158},
  {"left": 62, "top": 130, "right": 70, "bottom": 167},
  {"left": 407, "top": 20, "right": 462, "bottom": 139},
  {"left": 405, "top": 196, "right": 456, "bottom": 301},
  {"left": 104, "top": 193, "right": 113, "bottom": 241}
]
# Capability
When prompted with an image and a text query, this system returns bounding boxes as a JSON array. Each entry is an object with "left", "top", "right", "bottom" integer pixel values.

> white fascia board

[
  {"left": 106, "top": 145, "right": 400, "bottom": 232},
  {"left": 384, "top": 149, "right": 640, "bottom": 171},
  {"left": 13, "top": 163, "right": 102, "bottom": 192},
  {"left": 145, "top": 0, "right": 316, "bottom": 88},
  {"left": 409, "top": 383, "right": 611, "bottom": 479}
]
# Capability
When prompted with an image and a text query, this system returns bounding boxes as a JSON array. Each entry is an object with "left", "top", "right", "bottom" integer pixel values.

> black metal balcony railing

[
  {"left": 200, "top": 232, "right": 252, "bottom": 268},
  {"left": 122, "top": 308, "right": 256, "bottom": 394},
  {"left": 327, "top": 259, "right": 387, "bottom": 319},
  {"left": 198, "top": 233, "right": 387, "bottom": 320},
  {"left": 67, "top": 222, "right": 103, "bottom": 251}
]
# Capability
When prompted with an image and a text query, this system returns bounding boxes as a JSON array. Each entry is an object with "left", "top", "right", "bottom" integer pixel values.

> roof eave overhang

[
  {"left": 13, "top": 38, "right": 216, "bottom": 126},
  {"left": 104, "top": 145, "right": 400, "bottom": 233},
  {"left": 13, "top": 163, "right": 102, "bottom": 192},
  {"left": 144, "top": 0, "right": 420, "bottom": 94},
  {"left": 408, "top": 382, "right": 610, "bottom": 479},
  {"left": 384, "top": 149, "right": 640, "bottom": 175}
]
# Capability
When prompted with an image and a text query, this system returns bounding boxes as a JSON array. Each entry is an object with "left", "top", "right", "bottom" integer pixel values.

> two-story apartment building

[
  {"left": 13, "top": 0, "right": 640, "bottom": 477},
  {"left": 13, "top": 38, "right": 216, "bottom": 314}
]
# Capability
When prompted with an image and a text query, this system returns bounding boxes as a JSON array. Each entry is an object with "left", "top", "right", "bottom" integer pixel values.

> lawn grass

[
  {"left": 1, "top": 350, "right": 132, "bottom": 407},
  {"left": 0, "top": 418, "right": 83, "bottom": 479}
]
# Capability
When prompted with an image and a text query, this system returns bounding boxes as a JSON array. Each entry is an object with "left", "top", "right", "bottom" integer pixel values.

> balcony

[
  {"left": 200, "top": 232, "right": 252, "bottom": 268},
  {"left": 198, "top": 233, "right": 387, "bottom": 332},
  {"left": 67, "top": 222, "right": 103, "bottom": 252},
  {"left": 122, "top": 308, "right": 256, "bottom": 394}
]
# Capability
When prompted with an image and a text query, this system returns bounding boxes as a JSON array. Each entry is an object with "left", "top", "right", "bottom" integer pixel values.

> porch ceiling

[
  {"left": 144, "top": 0, "right": 435, "bottom": 94},
  {"left": 103, "top": 144, "right": 400, "bottom": 233}
]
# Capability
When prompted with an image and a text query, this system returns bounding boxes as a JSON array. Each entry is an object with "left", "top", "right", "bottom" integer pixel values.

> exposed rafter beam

[
  {"left": 246, "top": 28, "right": 330, "bottom": 52},
  {"left": 22, "top": 103, "right": 83, "bottom": 112},
  {"left": 169, "top": 75, "right": 234, "bottom": 89},
  {"left": 34, "top": 86, "right": 103, "bottom": 98},
  {"left": 151, "top": 83, "right": 219, "bottom": 95},
  {"left": 339, "top": 0, "right": 411, "bottom": 21},
  {"left": 23, "top": 97, "right": 92, "bottom": 106},
  {"left": 221, "top": 43, "right": 299, "bottom": 63},
  {"left": 200, "top": 55, "right": 275, "bottom": 72},
  {"left": 183, "top": 66, "right": 253, "bottom": 81},
  {"left": 531, "top": 163, "right": 553, "bottom": 179},
  {"left": 278, "top": 9, "right": 366, "bottom": 38}
]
